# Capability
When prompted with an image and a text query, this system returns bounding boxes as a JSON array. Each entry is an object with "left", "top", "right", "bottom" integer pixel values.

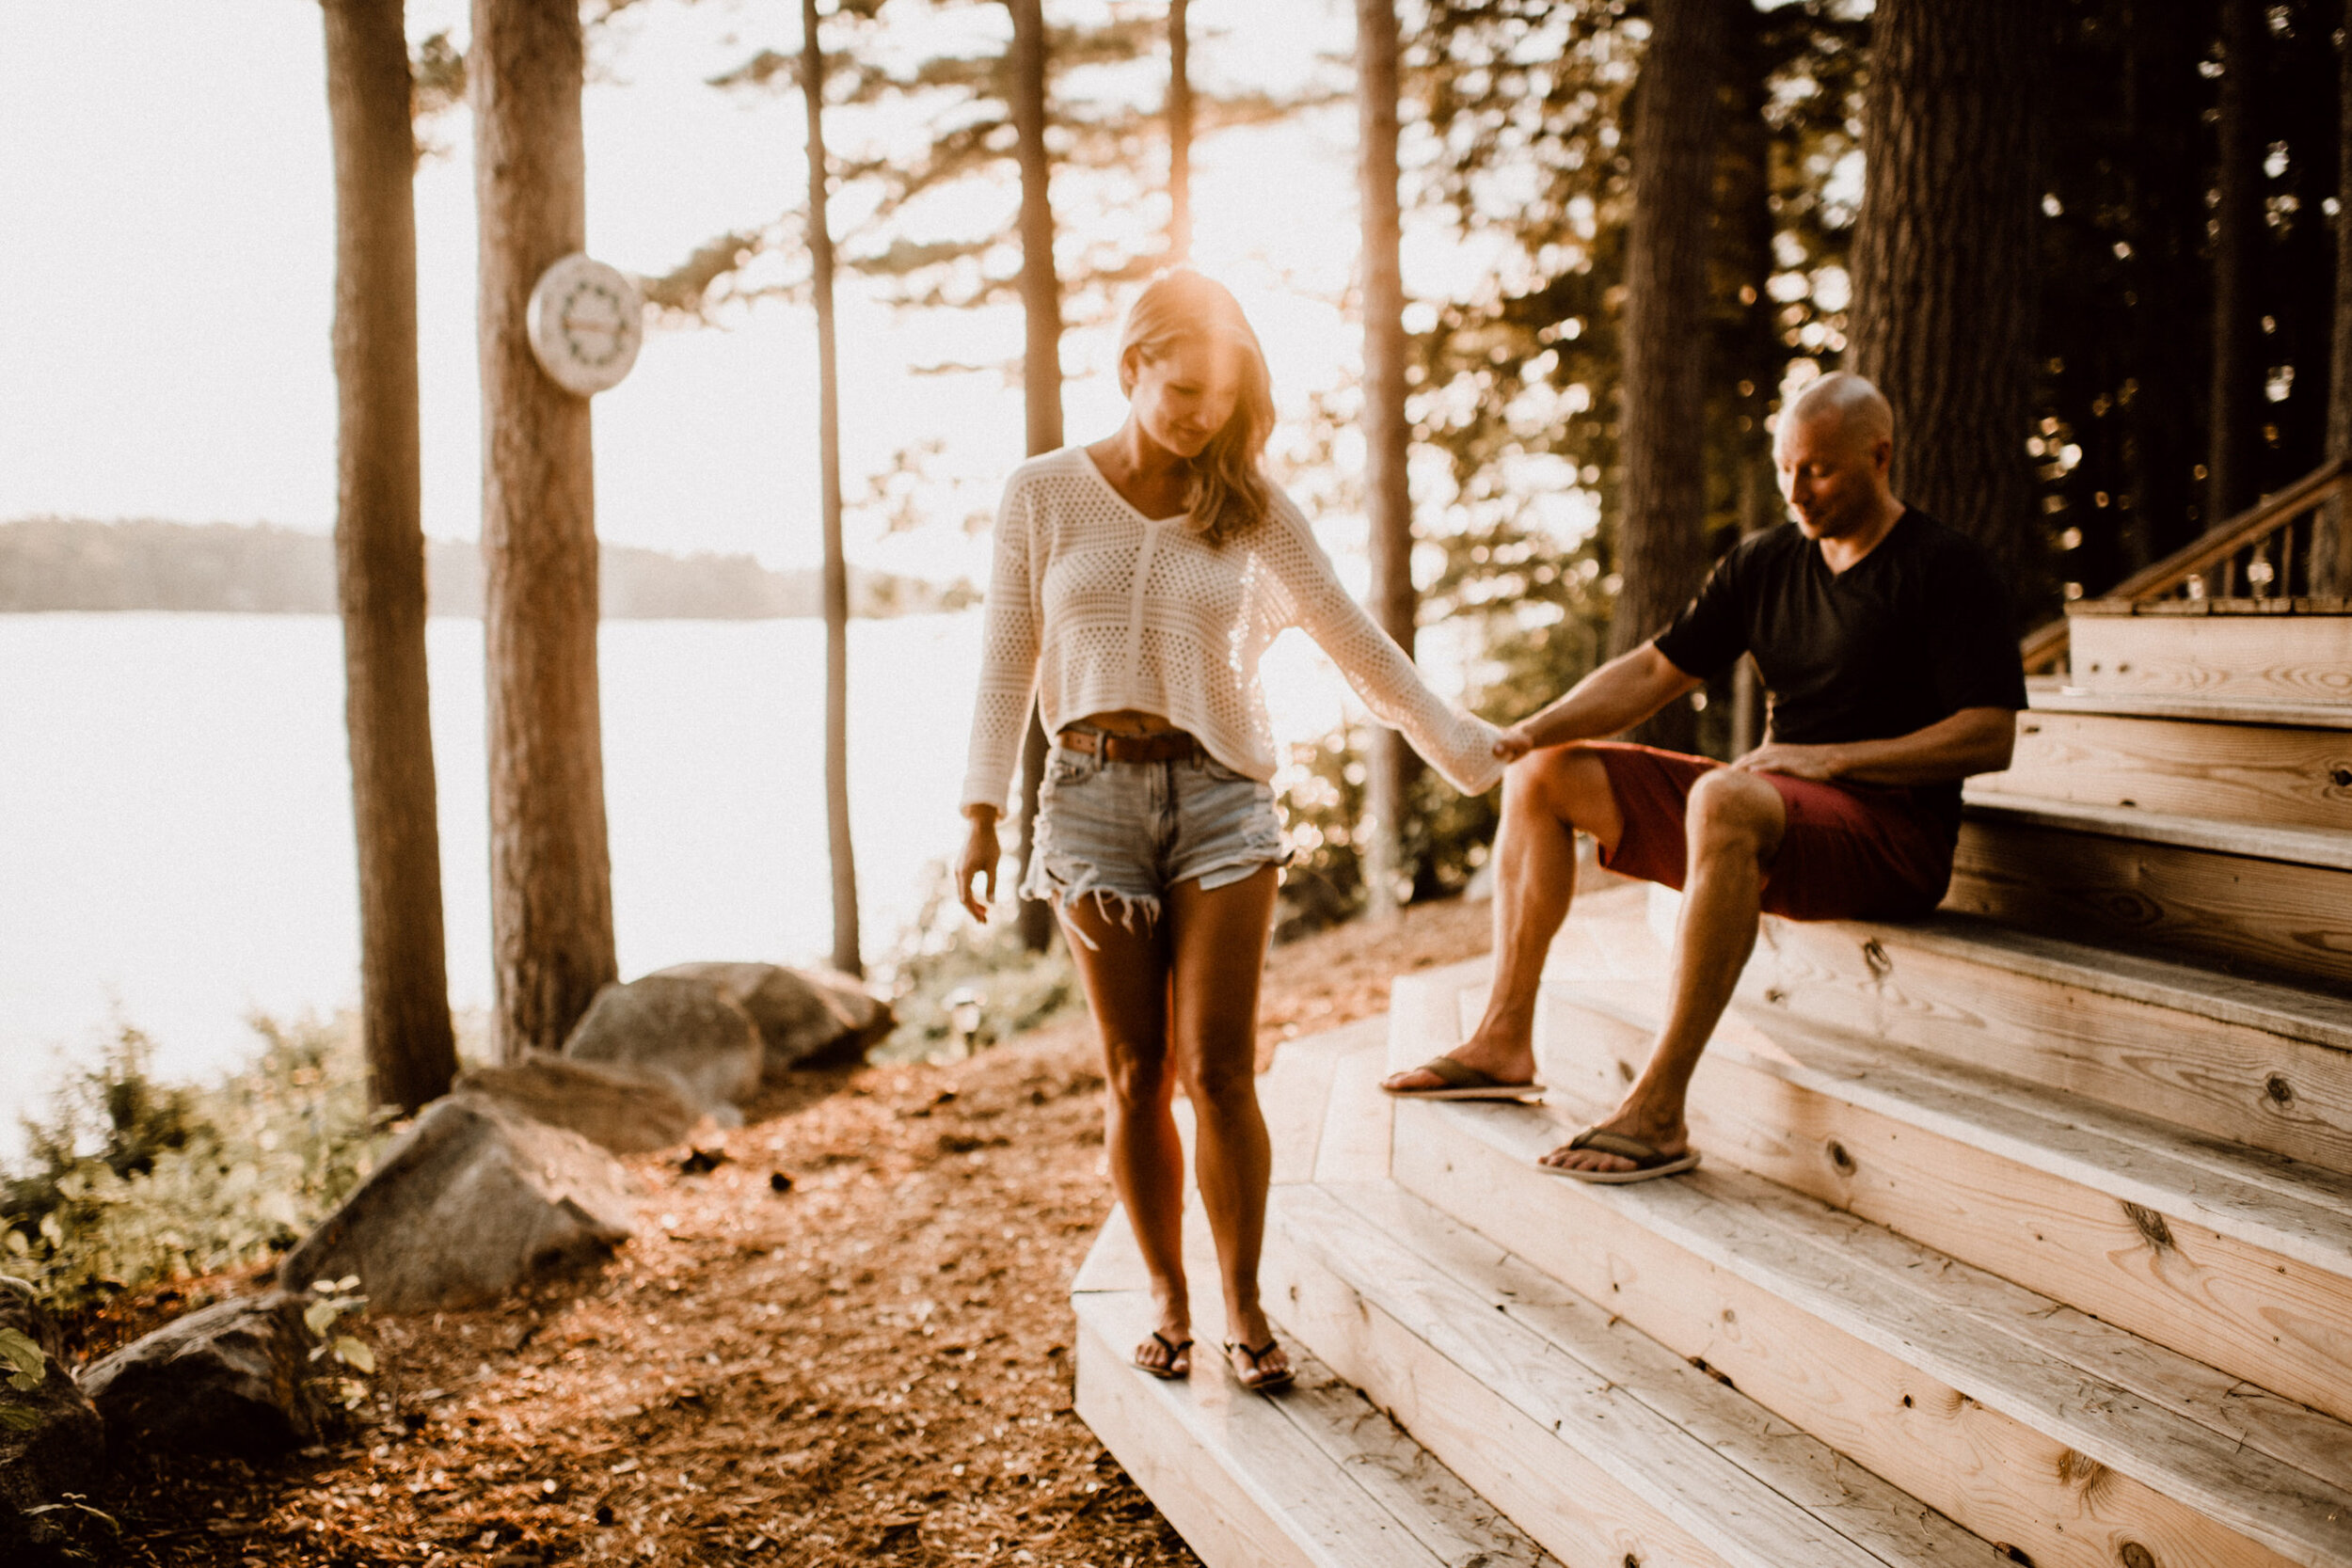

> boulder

[
  {"left": 454, "top": 1053, "right": 700, "bottom": 1154},
  {"left": 653, "top": 961, "right": 895, "bottom": 1071},
  {"left": 0, "top": 1277, "right": 104, "bottom": 1558},
  {"left": 77, "top": 1291, "right": 315, "bottom": 1461},
  {"left": 561, "top": 975, "right": 763, "bottom": 1120},
  {"left": 278, "top": 1096, "right": 634, "bottom": 1314}
]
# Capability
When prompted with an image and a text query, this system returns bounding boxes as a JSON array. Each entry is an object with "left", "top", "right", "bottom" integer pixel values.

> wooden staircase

[{"left": 1073, "top": 599, "right": 2352, "bottom": 1568}]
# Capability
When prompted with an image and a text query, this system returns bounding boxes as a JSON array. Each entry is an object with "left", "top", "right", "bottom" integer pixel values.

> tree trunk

[
  {"left": 2325, "top": 0, "right": 2352, "bottom": 596},
  {"left": 2122, "top": 0, "right": 2210, "bottom": 562},
  {"left": 1168, "top": 0, "right": 1193, "bottom": 263},
  {"left": 1611, "top": 0, "right": 1734, "bottom": 756},
  {"left": 1849, "top": 0, "right": 2049, "bottom": 626},
  {"left": 803, "top": 0, "right": 861, "bottom": 977},
  {"left": 471, "top": 0, "right": 617, "bottom": 1059},
  {"left": 1009, "top": 0, "right": 1064, "bottom": 954},
  {"left": 2209, "top": 0, "right": 2267, "bottom": 522},
  {"left": 1356, "top": 0, "right": 1417, "bottom": 919},
  {"left": 321, "top": 0, "right": 457, "bottom": 1115}
]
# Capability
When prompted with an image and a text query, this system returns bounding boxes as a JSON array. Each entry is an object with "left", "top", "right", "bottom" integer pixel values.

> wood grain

[
  {"left": 1391, "top": 1101, "right": 2333, "bottom": 1567},
  {"left": 1740, "top": 916, "right": 2352, "bottom": 1178},
  {"left": 2070, "top": 612, "right": 2352, "bottom": 705},
  {"left": 1977, "top": 709, "right": 2352, "bottom": 830},
  {"left": 1538, "top": 996, "right": 2352, "bottom": 1424},
  {"left": 1948, "top": 818, "right": 2352, "bottom": 985}
]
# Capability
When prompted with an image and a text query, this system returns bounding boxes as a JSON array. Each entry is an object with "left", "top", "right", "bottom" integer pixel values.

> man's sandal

[
  {"left": 1133, "top": 1331, "right": 1193, "bottom": 1381},
  {"left": 1538, "top": 1127, "right": 1701, "bottom": 1184},
  {"left": 1224, "top": 1338, "right": 1295, "bottom": 1393},
  {"left": 1381, "top": 1055, "right": 1546, "bottom": 1101}
]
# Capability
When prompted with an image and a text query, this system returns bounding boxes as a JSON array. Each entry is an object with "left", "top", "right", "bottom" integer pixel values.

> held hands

[
  {"left": 955, "top": 809, "right": 1001, "bottom": 922},
  {"left": 1491, "top": 724, "right": 1536, "bottom": 765}
]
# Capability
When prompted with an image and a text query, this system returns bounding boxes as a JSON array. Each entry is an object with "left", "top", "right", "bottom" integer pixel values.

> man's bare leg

[
  {"left": 1541, "top": 768, "right": 1785, "bottom": 1173},
  {"left": 1382, "top": 747, "right": 1623, "bottom": 1091}
]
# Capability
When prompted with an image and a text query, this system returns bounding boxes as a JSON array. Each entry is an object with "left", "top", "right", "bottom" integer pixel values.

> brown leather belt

[{"left": 1057, "top": 727, "right": 1204, "bottom": 764}]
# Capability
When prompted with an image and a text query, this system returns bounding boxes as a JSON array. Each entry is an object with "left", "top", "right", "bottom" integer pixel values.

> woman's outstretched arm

[
  {"left": 957, "top": 481, "right": 1042, "bottom": 919},
  {"left": 1262, "top": 497, "right": 1504, "bottom": 795}
]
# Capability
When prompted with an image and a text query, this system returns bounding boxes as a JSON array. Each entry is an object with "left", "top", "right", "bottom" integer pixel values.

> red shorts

[{"left": 1587, "top": 742, "right": 1955, "bottom": 922}]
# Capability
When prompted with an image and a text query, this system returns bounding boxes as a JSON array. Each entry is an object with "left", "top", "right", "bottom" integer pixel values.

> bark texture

[
  {"left": 1168, "top": 0, "right": 1193, "bottom": 262},
  {"left": 471, "top": 0, "right": 617, "bottom": 1059},
  {"left": 2319, "top": 0, "right": 2352, "bottom": 595},
  {"left": 1848, "top": 0, "right": 2049, "bottom": 624},
  {"left": 322, "top": 0, "right": 457, "bottom": 1114},
  {"left": 1356, "top": 0, "right": 1418, "bottom": 917},
  {"left": 2208, "top": 0, "right": 2267, "bottom": 521},
  {"left": 1611, "top": 0, "right": 1734, "bottom": 757},
  {"left": 2122, "top": 0, "right": 2210, "bottom": 561},
  {"left": 803, "top": 0, "right": 860, "bottom": 976},
  {"left": 1009, "top": 0, "right": 1063, "bottom": 953}
]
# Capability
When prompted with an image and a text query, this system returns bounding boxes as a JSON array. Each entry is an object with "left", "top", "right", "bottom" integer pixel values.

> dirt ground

[{"left": 78, "top": 897, "right": 1492, "bottom": 1568}]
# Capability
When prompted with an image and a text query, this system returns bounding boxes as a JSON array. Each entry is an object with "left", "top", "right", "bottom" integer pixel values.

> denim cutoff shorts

[{"left": 1019, "top": 737, "right": 1290, "bottom": 941}]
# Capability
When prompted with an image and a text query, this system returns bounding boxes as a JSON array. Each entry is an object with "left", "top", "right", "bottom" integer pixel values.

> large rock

[
  {"left": 278, "top": 1096, "right": 634, "bottom": 1314},
  {"left": 562, "top": 975, "right": 763, "bottom": 1120},
  {"left": 454, "top": 1053, "right": 700, "bottom": 1154},
  {"left": 76, "top": 1291, "right": 315, "bottom": 1460},
  {"left": 653, "top": 961, "right": 895, "bottom": 1071},
  {"left": 0, "top": 1277, "right": 104, "bottom": 1558}
]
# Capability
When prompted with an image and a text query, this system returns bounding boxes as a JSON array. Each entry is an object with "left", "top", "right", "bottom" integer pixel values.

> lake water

[{"left": 0, "top": 611, "right": 1361, "bottom": 1145}]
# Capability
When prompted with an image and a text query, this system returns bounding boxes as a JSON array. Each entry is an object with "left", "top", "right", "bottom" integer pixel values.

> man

[{"left": 1382, "top": 371, "right": 2026, "bottom": 1180}]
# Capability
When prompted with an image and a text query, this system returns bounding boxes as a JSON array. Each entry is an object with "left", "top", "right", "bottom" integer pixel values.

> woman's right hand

[
  {"left": 955, "top": 810, "right": 1002, "bottom": 922},
  {"left": 1492, "top": 724, "right": 1536, "bottom": 765}
]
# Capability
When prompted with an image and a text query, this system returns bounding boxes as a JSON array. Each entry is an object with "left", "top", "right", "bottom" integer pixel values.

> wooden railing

[{"left": 2020, "top": 456, "right": 2351, "bottom": 674}]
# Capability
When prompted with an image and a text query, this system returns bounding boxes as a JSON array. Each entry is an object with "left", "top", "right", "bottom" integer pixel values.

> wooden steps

[
  {"left": 1740, "top": 911, "right": 2352, "bottom": 1176},
  {"left": 1949, "top": 796, "right": 2352, "bottom": 986},
  {"left": 1387, "top": 1089, "right": 2352, "bottom": 1568},
  {"left": 1533, "top": 982, "right": 2352, "bottom": 1425},
  {"left": 1263, "top": 1180, "right": 1995, "bottom": 1568},
  {"left": 1080, "top": 607, "right": 2352, "bottom": 1568},
  {"left": 2068, "top": 598, "right": 2352, "bottom": 705},
  {"left": 1978, "top": 705, "right": 2352, "bottom": 830}
]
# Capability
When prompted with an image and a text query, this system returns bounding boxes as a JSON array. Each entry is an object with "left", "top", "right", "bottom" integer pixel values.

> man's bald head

[
  {"left": 1773, "top": 372, "right": 1902, "bottom": 546},
  {"left": 1779, "top": 371, "right": 1895, "bottom": 457}
]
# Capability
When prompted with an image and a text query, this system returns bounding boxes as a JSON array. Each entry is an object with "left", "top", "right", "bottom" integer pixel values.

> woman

[{"left": 953, "top": 270, "right": 1503, "bottom": 1392}]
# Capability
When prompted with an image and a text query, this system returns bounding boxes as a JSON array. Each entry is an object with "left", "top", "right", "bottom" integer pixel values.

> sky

[{"left": 0, "top": 0, "right": 1405, "bottom": 591}]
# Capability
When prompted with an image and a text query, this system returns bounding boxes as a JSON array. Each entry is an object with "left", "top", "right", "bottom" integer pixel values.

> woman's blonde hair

[{"left": 1116, "top": 269, "right": 1276, "bottom": 545}]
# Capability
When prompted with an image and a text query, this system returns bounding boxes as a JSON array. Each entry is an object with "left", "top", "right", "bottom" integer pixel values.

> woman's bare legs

[
  {"left": 1060, "top": 898, "right": 1187, "bottom": 1374},
  {"left": 1060, "top": 865, "right": 1286, "bottom": 1386},
  {"left": 1167, "top": 865, "right": 1286, "bottom": 1385}
]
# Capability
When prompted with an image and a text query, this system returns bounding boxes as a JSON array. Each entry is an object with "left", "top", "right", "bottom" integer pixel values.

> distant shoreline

[{"left": 0, "top": 517, "right": 977, "bottom": 621}]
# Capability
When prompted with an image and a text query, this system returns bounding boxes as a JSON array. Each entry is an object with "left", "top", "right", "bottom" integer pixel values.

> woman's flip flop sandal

[
  {"left": 1224, "top": 1338, "right": 1295, "bottom": 1393},
  {"left": 1538, "top": 1127, "right": 1701, "bottom": 1184},
  {"left": 1381, "top": 1055, "right": 1546, "bottom": 1101},
  {"left": 1134, "top": 1331, "right": 1193, "bottom": 1381}
]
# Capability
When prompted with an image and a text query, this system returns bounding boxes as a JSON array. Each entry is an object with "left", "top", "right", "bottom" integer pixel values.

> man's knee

[
  {"left": 1685, "top": 768, "right": 1782, "bottom": 858},
  {"left": 1508, "top": 743, "right": 1617, "bottom": 834}
]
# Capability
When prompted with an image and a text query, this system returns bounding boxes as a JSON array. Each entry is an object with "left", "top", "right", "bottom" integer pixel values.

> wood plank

[
  {"left": 1975, "top": 709, "right": 2352, "bottom": 830},
  {"left": 1538, "top": 990, "right": 2352, "bottom": 1424},
  {"left": 1741, "top": 914, "right": 2352, "bottom": 1176},
  {"left": 1314, "top": 1180, "right": 2001, "bottom": 1568},
  {"left": 1260, "top": 1023, "right": 1363, "bottom": 1186},
  {"left": 1962, "top": 796, "right": 2352, "bottom": 871},
  {"left": 2070, "top": 611, "right": 2352, "bottom": 705},
  {"left": 1075, "top": 1291, "right": 1480, "bottom": 1568},
  {"left": 1265, "top": 1186, "right": 1899, "bottom": 1568},
  {"left": 1391, "top": 1098, "right": 2344, "bottom": 1567},
  {"left": 1721, "top": 1172, "right": 2352, "bottom": 1503},
  {"left": 2030, "top": 686, "right": 2352, "bottom": 733},
  {"left": 1311, "top": 1036, "right": 1397, "bottom": 1185},
  {"left": 1386, "top": 958, "right": 1491, "bottom": 1076},
  {"left": 1948, "top": 818, "right": 2352, "bottom": 986}
]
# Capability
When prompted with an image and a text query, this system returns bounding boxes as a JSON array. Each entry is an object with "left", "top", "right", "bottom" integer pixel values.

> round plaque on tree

[{"left": 525, "top": 254, "right": 644, "bottom": 397}]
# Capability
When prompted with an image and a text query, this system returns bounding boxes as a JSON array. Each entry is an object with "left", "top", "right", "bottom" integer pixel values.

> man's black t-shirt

[{"left": 1650, "top": 508, "right": 2027, "bottom": 835}]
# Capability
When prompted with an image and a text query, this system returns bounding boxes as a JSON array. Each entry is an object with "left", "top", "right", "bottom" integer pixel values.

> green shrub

[
  {"left": 872, "top": 869, "right": 1080, "bottom": 1063},
  {"left": 2, "top": 1015, "right": 390, "bottom": 1311}
]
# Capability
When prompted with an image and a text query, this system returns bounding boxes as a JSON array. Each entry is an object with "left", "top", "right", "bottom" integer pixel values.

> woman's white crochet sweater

[{"left": 961, "top": 448, "right": 1505, "bottom": 812}]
